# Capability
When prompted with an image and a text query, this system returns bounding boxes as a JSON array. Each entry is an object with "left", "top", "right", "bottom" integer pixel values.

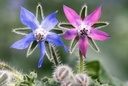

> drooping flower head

[
  {"left": 63, "top": 5, "right": 110, "bottom": 57},
  {"left": 10, "top": 7, "right": 68, "bottom": 68}
]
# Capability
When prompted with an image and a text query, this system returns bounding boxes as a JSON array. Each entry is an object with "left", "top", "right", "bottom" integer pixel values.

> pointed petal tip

[
  {"left": 20, "top": 6, "right": 26, "bottom": 11},
  {"left": 38, "top": 65, "right": 42, "bottom": 68},
  {"left": 64, "top": 45, "right": 69, "bottom": 52},
  {"left": 107, "top": 35, "right": 111, "bottom": 38},
  {"left": 63, "top": 5, "right": 69, "bottom": 9},
  {"left": 63, "top": 5, "right": 67, "bottom": 8},
  {"left": 98, "top": 5, "right": 102, "bottom": 10},
  {"left": 55, "top": 10, "right": 58, "bottom": 14}
]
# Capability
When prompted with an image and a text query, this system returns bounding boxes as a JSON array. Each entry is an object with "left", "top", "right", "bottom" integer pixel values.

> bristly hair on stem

[
  {"left": 79, "top": 50, "right": 84, "bottom": 73},
  {"left": 0, "top": 62, "right": 23, "bottom": 82},
  {"left": 50, "top": 44, "right": 61, "bottom": 67}
]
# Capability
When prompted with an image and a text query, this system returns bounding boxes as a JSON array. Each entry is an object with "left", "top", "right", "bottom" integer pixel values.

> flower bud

[
  {"left": 61, "top": 81, "right": 73, "bottom": 86},
  {"left": 74, "top": 73, "right": 89, "bottom": 86},
  {"left": 53, "top": 65, "right": 73, "bottom": 82}
]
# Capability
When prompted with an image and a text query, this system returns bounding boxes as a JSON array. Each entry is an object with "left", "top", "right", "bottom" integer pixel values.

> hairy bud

[
  {"left": 53, "top": 65, "right": 73, "bottom": 82},
  {"left": 74, "top": 73, "right": 89, "bottom": 86}
]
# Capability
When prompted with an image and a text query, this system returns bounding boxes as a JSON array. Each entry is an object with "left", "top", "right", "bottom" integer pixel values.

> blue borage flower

[{"left": 10, "top": 7, "right": 68, "bottom": 68}]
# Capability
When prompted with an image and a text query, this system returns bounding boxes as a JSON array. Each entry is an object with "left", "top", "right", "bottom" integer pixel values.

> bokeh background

[{"left": 0, "top": 0, "right": 128, "bottom": 83}]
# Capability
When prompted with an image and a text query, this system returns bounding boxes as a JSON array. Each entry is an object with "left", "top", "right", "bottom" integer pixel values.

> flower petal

[
  {"left": 78, "top": 36, "right": 88, "bottom": 57},
  {"left": 63, "top": 5, "right": 82, "bottom": 27},
  {"left": 88, "top": 28, "right": 110, "bottom": 41},
  {"left": 10, "top": 33, "right": 35, "bottom": 49},
  {"left": 38, "top": 42, "right": 46, "bottom": 68},
  {"left": 84, "top": 5, "right": 101, "bottom": 26},
  {"left": 46, "top": 32, "right": 69, "bottom": 52},
  {"left": 41, "top": 11, "right": 58, "bottom": 31},
  {"left": 20, "top": 7, "right": 39, "bottom": 31},
  {"left": 64, "top": 29, "right": 78, "bottom": 40}
]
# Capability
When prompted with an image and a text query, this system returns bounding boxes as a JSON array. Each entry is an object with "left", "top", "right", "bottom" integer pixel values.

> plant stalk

[
  {"left": 79, "top": 50, "right": 84, "bottom": 72},
  {"left": 51, "top": 46, "right": 59, "bottom": 66}
]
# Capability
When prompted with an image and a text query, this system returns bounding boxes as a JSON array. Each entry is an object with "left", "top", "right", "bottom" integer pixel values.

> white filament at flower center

[
  {"left": 34, "top": 26, "right": 48, "bottom": 42},
  {"left": 78, "top": 23, "right": 90, "bottom": 37}
]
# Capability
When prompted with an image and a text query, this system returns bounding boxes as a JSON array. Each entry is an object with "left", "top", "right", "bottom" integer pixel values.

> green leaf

[
  {"left": 12, "top": 27, "right": 31, "bottom": 35},
  {"left": 85, "top": 60, "right": 123, "bottom": 86},
  {"left": 92, "top": 22, "right": 109, "bottom": 29},
  {"left": 88, "top": 38, "right": 100, "bottom": 52},
  {"left": 69, "top": 36, "right": 79, "bottom": 54},
  {"left": 99, "top": 67, "right": 123, "bottom": 86},
  {"left": 27, "top": 40, "right": 38, "bottom": 57},
  {"left": 58, "top": 22, "right": 74, "bottom": 29},
  {"left": 86, "top": 61, "right": 100, "bottom": 79},
  {"left": 80, "top": 5, "right": 87, "bottom": 19}
]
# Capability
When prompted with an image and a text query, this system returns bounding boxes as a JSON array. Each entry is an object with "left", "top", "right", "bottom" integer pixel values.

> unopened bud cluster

[{"left": 53, "top": 65, "right": 90, "bottom": 86}]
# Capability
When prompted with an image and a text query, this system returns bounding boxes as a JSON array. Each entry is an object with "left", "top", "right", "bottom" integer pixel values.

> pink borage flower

[{"left": 63, "top": 5, "right": 110, "bottom": 57}]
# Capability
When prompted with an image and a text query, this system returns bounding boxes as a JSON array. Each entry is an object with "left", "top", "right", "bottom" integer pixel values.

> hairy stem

[
  {"left": 51, "top": 46, "right": 59, "bottom": 66},
  {"left": 79, "top": 50, "right": 84, "bottom": 72},
  {"left": 0, "top": 62, "right": 23, "bottom": 81}
]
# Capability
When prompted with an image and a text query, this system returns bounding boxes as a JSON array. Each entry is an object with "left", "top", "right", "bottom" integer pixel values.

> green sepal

[
  {"left": 42, "top": 77, "right": 60, "bottom": 86},
  {"left": 92, "top": 21, "right": 109, "bottom": 29},
  {"left": 12, "top": 27, "right": 31, "bottom": 35},
  {"left": 58, "top": 22, "right": 74, "bottom": 29},
  {"left": 88, "top": 37, "right": 100, "bottom": 52},
  {"left": 45, "top": 42, "right": 53, "bottom": 62},
  {"left": 69, "top": 36, "right": 79, "bottom": 54},
  {"left": 51, "top": 28, "right": 63, "bottom": 35},
  {"left": 15, "top": 72, "right": 37, "bottom": 86},
  {"left": 36, "top": 3, "right": 44, "bottom": 21},
  {"left": 26, "top": 40, "right": 38, "bottom": 57},
  {"left": 80, "top": 5, "right": 87, "bottom": 19}
]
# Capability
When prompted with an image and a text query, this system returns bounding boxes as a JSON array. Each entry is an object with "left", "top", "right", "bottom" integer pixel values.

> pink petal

[
  {"left": 64, "top": 29, "right": 78, "bottom": 40},
  {"left": 78, "top": 36, "right": 88, "bottom": 57},
  {"left": 63, "top": 5, "right": 82, "bottom": 27},
  {"left": 84, "top": 5, "right": 101, "bottom": 26},
  {"left": 88, "top": 28, "right": 110, "bottom": 41}
]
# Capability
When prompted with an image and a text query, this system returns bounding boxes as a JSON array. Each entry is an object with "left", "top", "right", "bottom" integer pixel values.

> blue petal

[
  {"left": 38, "top": 42, "right": 46, "bottom": 68},
  {"left": 41, "top": 11, "right": 58, "bottom": 31},
  {"left": 10, "top": 33, "right": 35, "bottom": 49},
  {"left": 20, "top": 7, "right": 39, "bottom": 31},
  {"left": 46, "top": 32, "right": 69, "bottom": 52}
]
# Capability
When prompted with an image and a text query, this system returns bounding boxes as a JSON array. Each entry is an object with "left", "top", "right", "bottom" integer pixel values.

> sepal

[
  {"left": 80, "top": 5, "right": 88, "bottom": 19},
  {"left": 69, "top": 36, "right": 79, "bottom": 54},
  {"left": 58, "top": 22, "right": 74, "bottom": 29},
  {"left": 92, "top": 21, "right": 109, "bottom": 29},
  {"left": 88, "top": 38, "right": 100, "bottom": 52},
  {"left": 26, "top": 40, "right": 38, "bottom": 57},
  {"left": 12, "top": 27, "right": 31, "bottom": 35}
]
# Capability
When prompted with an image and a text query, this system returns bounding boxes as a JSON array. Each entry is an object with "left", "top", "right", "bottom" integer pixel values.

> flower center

[
  {"left": 78, "top": 23, "right": 90, "bottom": 37},
  {"left": 34, "top": 26, "right": 47, "bottom": 42}
]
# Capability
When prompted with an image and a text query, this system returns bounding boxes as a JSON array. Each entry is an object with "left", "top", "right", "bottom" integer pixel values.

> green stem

[
  {"left": 79, "top": 50, "right": 84, "bottom": 72},
  {"left": 12, "top": 73, "right": 23, "bottom": 82},
  {"left": 51, "top": 46, "right": 59, "bottom": 66}
]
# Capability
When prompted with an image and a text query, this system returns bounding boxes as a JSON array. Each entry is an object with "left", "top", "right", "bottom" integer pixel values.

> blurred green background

[{"left": 0, "top": 0, "right": 128, "bottom": 82}]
